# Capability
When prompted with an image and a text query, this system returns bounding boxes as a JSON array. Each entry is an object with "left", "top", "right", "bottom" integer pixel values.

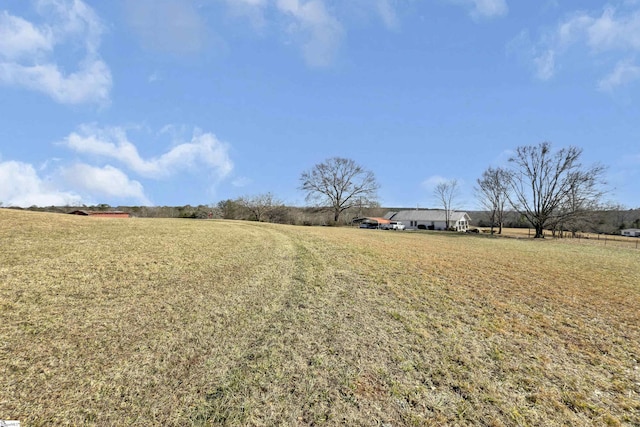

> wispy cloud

[
  {"left": 421, "top": 175, "right": 449, "bottom": 191},
  {"left": 507, "top": 30, "right": 558, "bottom": 81},
  {"left": 376, "top": 0, "right": 399, "bottom": 30},
  {"left": 0, "top": 160, "right": 82, "bottom": 207},
  {"left": 61, "top": 125, "right": 234, "bottom": 180},
  {"left": 223, "top": 0, "right": 269, "bottom": 29},
  {"left": 449, "top": 0, "right": 508, "bottom": 20},
  {"left": 0, "top": 60, "right": 111, "bottom": 104},
  {"left": 276, "top": 0, "right": 344, "bottom": 67},
  {"left": 0, "top": 123, "right": 236, "bottom": 207},
  {"left": 533, "top": 50, "right": 556, "bottom": 80},
  {"left": 518, "top": 4, "right": 640, "bottom": 89},
  {"left": 61, "top": 164, "right": 151, "bottom": 205},
  {"left": 0, "top": 0, "right": 111, "bottom": 105},
  {"left": 124, "top": 0, "right": 208, "bottom": 55},
  {"left": 0, "top": 11, "right": 53, "bottom": 59},
  {"left": 217, "top": 0, "right": 344, "bottom": 66},
  {"left": 584, "top": 7, "right": 640, "bottom": 52},
  {"left": 598, "top": 59, "right": 640, "bottom": 91},
  {"left": 148, "top": 72, "right": 161, "bottom": 83},
  {"left": 137, "top": 0, "right": 507, "bottom": 68}
]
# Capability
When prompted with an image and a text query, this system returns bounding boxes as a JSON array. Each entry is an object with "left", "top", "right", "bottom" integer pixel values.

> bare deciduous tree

[
  {"left": 506, "top": 142, "right": 606, "bottom": 238},
  {"left": 217, "top": 199, "right": 245, "bottom": 219},
  {"left": 433, "top": 179, "right": 459, "bottom": 230},
  {"left": 476, "top": 167, "right": 511, "bottom": 235},
  {"left": 300, "top": 157, "right": 379, "bottom": 223},
  {"left": 238, "top": 192, "right": 282, "bottom": 222}
]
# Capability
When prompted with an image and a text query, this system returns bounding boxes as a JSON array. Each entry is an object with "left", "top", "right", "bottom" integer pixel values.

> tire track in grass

[
  {"left": 187, "top": 225, "right": 408, "bottom": 426},
  {"left": 4, "top": 210, "right": 637, "bottom": 425},
  {"left": 1, "top": 218, "right": 298, "bottom": 425}
]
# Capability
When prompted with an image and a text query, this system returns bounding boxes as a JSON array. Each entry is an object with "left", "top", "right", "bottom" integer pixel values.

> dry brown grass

[
  {"left": 1, "top": 209, "right": 639, "bottom": 426},
  {"left": 484, "top": 227, "right": 640, "bottom": 250}
]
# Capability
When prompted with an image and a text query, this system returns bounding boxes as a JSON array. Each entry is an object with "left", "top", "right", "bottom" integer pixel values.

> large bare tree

[
  {"left": 476, "top": 167, "right": 511, "bottom": 234},
  {"left": 300, "top": 157, "right": 379, "bottom": 223},
  {"left": 506, "top": 142, "right": 606, "bottom": 238},
  {"left": 433, "top": 179, "right": 459, "bottom": 230}
]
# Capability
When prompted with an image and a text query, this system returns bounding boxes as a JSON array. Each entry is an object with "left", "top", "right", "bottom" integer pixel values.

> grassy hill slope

[{"left": 1, "top": 209, "right": 639, "bottom": 426}]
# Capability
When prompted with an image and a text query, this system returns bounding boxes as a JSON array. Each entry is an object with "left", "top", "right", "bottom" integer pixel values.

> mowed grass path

[{"left": 1, "top": 209, "right": 639, "bottom": 426}]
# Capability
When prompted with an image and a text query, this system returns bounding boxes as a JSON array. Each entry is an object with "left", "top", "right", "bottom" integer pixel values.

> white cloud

[
  {"left": 218, "top": 0, "right": 510, "bottom": 66},
  {"left": 276, "top": 0, "right": 344, "bottom": 67},
  {"left": 421, "top": 175, "right": 449, "bottom": 191},
  {"left": 376, "top": 0, "right": 399, "bottom": 30},
  {"left": 61, "top": 125, "right": 234, "bottom": 180},
  {"left": 61, "top": 164, "right": 151, "bottom": 205},
  {"left": 223, "top": 0, "right": 269, "bottom": 29},
  {"left": 449, "top": 0, "right": 508, "bottom": 19},
  {"left": 0, "top": 120, "right": 235, "bottom": 207},
  {"left": 598, "top": 60, "right": 640, "bottom": 91},
  {"left": 0, "top": 11, "right": 53, "bottom": 60},
  {"left": 471, "top": 0, "right": 508, "bottom": 18},
  {"left": 236, "top": 0, "right": 268, "bottom": 5},
  {"left": 0, "top": 160, "right": 82, "bottom": 207},
  {"left": 0, "top": 59, "right": 111, "bottom": 104},
  {"left": 36, "top": 0, "right": 104, "bottom": 54},
  {"left": 216, "top": 0, "right": 344, "bottom": 65},
  {"left": 523, "top": 5, "right": 640, "bottom": 88},
  {"left": 507, "top": 30, "right": 560, "bottom": 81},
  {"left": 124, "top": 0, "right": 208, "bottom": 55},
  {"left": 533, "top": 50, "right": 556, "bottom": 80},
  {"left": 0, "top": 0, "right": 111, "bottom": 104},
  {"left": 585, "top": 7, "right": 640, "bottom": 52}
]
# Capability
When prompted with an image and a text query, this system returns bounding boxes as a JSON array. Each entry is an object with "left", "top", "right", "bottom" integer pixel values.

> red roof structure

[
  {"left": 352, "top": 217, "right": 391, "bottom": 225},
  {"left": 68, "top": 210, "right": 130, "bottom": 218}
]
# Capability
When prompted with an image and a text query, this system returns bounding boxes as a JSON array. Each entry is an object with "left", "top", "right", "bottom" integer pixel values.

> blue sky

[{"left": 1, "top": 0, "right": 639, "bottom": 209}]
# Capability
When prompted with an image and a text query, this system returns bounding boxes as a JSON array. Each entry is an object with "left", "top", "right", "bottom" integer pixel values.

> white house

[
  {"left": 385, "top": 209, "right": 471, "bottom": 232},
  {"left": 621, "top": 228, "right": 640, "bottom": 237}
]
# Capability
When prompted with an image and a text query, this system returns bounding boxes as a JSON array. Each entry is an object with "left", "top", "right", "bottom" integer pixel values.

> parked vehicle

[
  {"left": 381, "top": 221, "right": 405, "bottom": 230},
  {"left": 359, "top": 222, "right": 377, "bottom": 229}
]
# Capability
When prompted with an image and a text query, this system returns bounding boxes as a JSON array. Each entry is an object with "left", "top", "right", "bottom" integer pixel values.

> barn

[{"left": 68, "top": 210, "right": 131, "bottom": 218}]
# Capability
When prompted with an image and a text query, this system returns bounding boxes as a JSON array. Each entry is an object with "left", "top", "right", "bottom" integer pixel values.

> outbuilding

[
  {"left": 352, "top": 217, "right": 391, "bottom": 229},
  {"left": 621, "top": 228, "right": 640, "bottom": 237},
  {"left": 68, "top": 210, "right": 131, "bottom": 218}
]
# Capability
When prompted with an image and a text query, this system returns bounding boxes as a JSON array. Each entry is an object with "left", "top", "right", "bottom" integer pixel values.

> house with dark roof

[{"left": 385, "top": 209, "right": 470, "bottom": 231}]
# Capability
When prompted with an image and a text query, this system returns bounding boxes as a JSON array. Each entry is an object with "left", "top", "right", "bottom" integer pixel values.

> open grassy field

[
  {"left": 486, "top": 227, "right": 640, "bottom": 250},
  {"left": 1, "top": 209, "right": 639, "bottom": 426}
]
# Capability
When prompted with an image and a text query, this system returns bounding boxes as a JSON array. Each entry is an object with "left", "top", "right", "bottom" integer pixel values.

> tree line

[
  {"left": 296, "top": 143, "right": 629, "bottom": 238},
  {"left": 8, "top": 142, "right": 636, "bottom": 235},
  {"left": 294, "top": 143, "right": 615, "bottom": 238}
]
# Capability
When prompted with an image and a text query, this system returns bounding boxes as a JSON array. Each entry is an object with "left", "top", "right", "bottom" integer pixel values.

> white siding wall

[
  {"left": 406, "top": 219, "right": 469, "bottom": 231},
  {"left": 395, "top": 212, "right": 471, "bottom": 231},
  {"left": 455, "top": 219, "right": 469, "bottom": 232}
]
